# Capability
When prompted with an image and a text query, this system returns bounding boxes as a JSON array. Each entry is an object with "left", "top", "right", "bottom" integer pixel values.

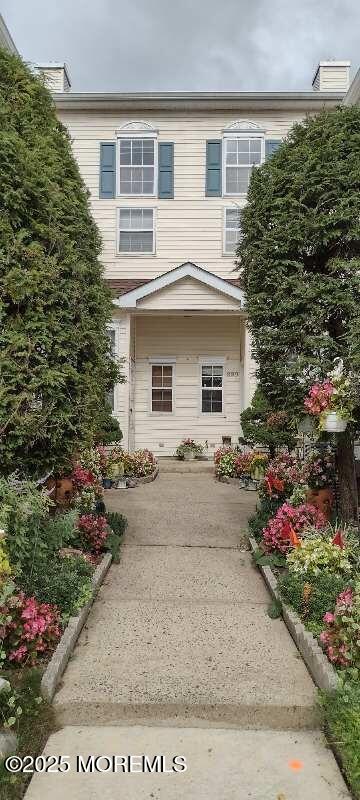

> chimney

[
  {"left": 312, "top": 60, "right": 350, "bottom": 92},
  {"left": 34, "top": 62, "right": 71, "bottom": 92}
]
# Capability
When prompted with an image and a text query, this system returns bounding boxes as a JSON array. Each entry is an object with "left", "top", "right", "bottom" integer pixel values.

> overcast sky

[{"left": 2, "top": 0, "right": 359, "bottom": 92}]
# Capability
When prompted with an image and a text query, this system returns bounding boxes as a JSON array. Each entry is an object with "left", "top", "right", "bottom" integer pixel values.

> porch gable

[{"left": 114, "top": 262, "right": 244, "bottom": 312}]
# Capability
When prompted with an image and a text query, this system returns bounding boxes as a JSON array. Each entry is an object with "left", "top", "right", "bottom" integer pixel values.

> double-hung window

[
  {"left": 118, "top": 208, "right": 155, "bottom": 254},
  {"left": 224, "top": 208, "right": 242, "bottom": 254},
  {"left": 119, "top": 138, "right": 155, "bottom": 195},
  {"left": 201, "top": 365, "right": 223, "bottom": 413},
  {"left": 224, "top": 137, "right": 262, "bottom": 195},
  {"left": 151, "top": 364, "right": 173, "bottom": 412}
]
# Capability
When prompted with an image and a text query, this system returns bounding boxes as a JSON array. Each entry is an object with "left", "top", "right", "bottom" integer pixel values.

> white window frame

[
  {"left": 106, "top": 322, "right": 120, "bottom": 414},
  {"left": 222, "top": 132, "right": 265, "bottom": 197},
  {"left": 199, "top": 358, "right": 225, "bottom": 416},
  {"left": 117, "top": 207, "right": 156, "bottom": 256},
  {"left": 116, "top": 130, "right": 158, "bottom": 198},
  {"left": 223, "top": 206, "right": 243, "bottom": 256},
  {"left": 148, "top": 357, "right": 176, "bottom": 416}
]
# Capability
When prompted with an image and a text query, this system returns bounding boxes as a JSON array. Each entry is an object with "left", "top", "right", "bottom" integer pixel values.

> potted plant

[
  {"left": 250, "top": 452, "right": 268, "bottom": 483},
  {"left": 302, "top": 447, "right": 335, "bottom": 521},
  {"left": 176, "top": 439, "right": 203, "bottom": 461},
  {"left": 304, "top": 359, "right": 358, "bottom": 433},
  {"left": 235, "top": 452, "right": 254, "bottom": 489},
  {"left": 108, "top": 460, "right": 125, "bottom": 489}
]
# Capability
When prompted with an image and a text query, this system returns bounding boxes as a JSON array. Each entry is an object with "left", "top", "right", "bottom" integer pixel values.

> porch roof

[{"left": 110, "top": 263, "right": 245, "bottom": 312}]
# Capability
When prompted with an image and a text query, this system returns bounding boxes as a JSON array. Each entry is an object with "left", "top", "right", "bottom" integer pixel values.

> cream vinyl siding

[
  {"left": 58, "top": 108, "right": 307, "bottom": 281},
  {"left": 133, "top": 315, "right": 243, "bottom": 455},
  {"left": 137, "top": 276, "right": 242, "bottom": 311}
]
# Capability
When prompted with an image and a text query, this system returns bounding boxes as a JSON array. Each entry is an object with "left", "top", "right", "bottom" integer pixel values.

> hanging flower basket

[{"left": 323, "top": 412, "right": 348, "bottom": 433}]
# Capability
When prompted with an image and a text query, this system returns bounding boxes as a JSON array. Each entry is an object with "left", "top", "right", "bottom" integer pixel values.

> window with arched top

[
  {"left": 222, "top": 120, "right": 266, "bottom": 196},
  {"left": 116, "top": 121, "right": 158, "bottom": 196}
]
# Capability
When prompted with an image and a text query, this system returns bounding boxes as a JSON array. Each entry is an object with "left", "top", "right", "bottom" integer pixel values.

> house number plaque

[{"left": 226, "top": 371, "right": 239, "bottom": 377}]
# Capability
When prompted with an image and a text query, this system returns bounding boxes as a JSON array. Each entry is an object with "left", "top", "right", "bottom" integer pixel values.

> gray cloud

[{"left": 2, "top": 0, "right": 359, "bottom": 91}]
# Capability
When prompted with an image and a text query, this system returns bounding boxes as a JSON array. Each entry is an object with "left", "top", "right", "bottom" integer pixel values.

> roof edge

[{"left": 53, "top": 90, "right": 345, "bottom": 112}]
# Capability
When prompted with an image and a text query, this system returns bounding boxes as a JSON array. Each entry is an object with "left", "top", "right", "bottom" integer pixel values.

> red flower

[{"left": 332, "top": 529, "right": 345, "bottom": 549}]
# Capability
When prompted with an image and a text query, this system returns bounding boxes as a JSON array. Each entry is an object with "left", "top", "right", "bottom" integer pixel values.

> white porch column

[
  {"left": 112, "top": 310, "right": 132, "bottom": 450},
  {"left": 242, "top": 321, "right": 257, "bottom": 410}
]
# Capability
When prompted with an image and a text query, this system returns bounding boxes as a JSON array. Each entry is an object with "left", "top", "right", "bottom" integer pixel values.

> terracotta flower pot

[{"left": 306, "top": 487, "right": 334, "bottom": 521}]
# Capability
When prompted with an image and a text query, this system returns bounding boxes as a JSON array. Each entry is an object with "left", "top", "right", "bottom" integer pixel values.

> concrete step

[
  {"left": 53, "top": 594, "right": 318, "bottom": 730},
  {"left": 25, "top": 726, "right": 351, "bottom": 800},
  {"left": 158, "top": 457, "right": 214, "bottom": 473}
]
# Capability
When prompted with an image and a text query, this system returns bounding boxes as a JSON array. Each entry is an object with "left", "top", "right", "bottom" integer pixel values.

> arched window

[
  {"left": 116, "top": 121, "right": 158, "bottom": 196},
  {"left": 222, "top": 120, "right": 265, "bottom": 196}
]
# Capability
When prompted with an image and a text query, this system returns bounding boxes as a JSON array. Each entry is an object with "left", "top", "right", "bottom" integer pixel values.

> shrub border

[
  {"left": 248, "top": 535, "right": 339, "bottom": 692},
  {"left": 40, "top": 552, "right": 112, "bottom": 702}
]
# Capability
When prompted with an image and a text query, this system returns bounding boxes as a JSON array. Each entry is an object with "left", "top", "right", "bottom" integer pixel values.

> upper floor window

[
  {"left": 117, "top": 122, "right": 158, "bottom": 197},
  {"left": 224, "top": 137, "right": 262, "bottom": 194},
  {"left": 119, "top": 138, "right": 155, "bottom": 195},
  {"left": 222, "top": 121, "right": 265, "bottom": 196},
  {"left": 224, "top": 208, "right": 242, "bottom": 254},
  {"left": 118, "top": 208, "right": 155, "bottom": 254}
]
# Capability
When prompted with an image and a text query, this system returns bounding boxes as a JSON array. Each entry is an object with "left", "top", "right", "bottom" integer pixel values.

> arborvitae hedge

[
  {"left": 0, "top": 49, "right": 119, "bottom": 476},
  {"left": 237, "top": 106, "right": 360, "bottom": 520}
]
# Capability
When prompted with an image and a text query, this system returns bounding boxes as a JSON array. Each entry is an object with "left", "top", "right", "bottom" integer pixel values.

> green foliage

[
  {"left": 321, "top": 680, "right": 360, "bottom": 799},
  {"left": 237, "top": 106, "right": 360, "bottom": 422},
  {"left": 17, "top": 553, "right": 93, "bottom": 623},
  {"left": 252, "top": 548, "right": 286, "bottom": 569},
  {"left": 248, "top": 505, "right": 274, "bottom": 541},
  {"left": 105, "top": 511, "right": 127, "bottom": 562},
  {"left": 267, "top": 598, "right": 282, "bottom": 619},
  {"left": 0, "top": 669, "right": 54, "bottom": 800},
  {"left": 240, "top": 388, "right": 296, "bottom": 456},
  {"left": 0, "top": 476, "right": 51, "bottom": 570},
  {"left": 278, "top": 571, "right": 350, "bottom": 629},
  {"left": 286, "top": 536, "right": 357, "bottom": 578},
  {"left": 0, "top": 49, "right": 120, "bottom": 477},
  {"left": 94, "top": 402, "right": 123, "bottom": 445}
]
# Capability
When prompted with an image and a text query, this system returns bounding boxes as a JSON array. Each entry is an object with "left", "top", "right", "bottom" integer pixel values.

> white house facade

[{"left": 35, "top": 60, "right": 351, "bottom": 456}]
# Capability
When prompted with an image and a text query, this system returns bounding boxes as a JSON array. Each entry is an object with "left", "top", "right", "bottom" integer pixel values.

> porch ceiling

[{"left": 112, "top": 263, "right": 245, "bottom": 313}]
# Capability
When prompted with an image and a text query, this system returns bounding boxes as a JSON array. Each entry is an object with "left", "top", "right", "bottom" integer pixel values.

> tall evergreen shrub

[
  {"left": 0, "top": 49, "right": 120, "bottom": 475},
  {"left": 237, "top": 107, "right": 360, "bottom": 520}
]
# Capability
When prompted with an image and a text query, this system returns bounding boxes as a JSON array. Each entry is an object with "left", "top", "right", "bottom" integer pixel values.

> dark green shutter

[
  {"left": 158, "top": 142, "right": 174, "bottom": 198},
  {"left": 99, "top": 142, "right": 116, "bottom": 198},
  {"left": 206, "top": 140, "right": 222, "bottom": 196},
  {"left": 265, "top": 140, "right": 282, "bottom": 160}
]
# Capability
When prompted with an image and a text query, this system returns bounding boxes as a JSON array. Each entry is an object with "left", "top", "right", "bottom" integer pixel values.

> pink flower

[
  {"left": 9, "top": 644, "right": 28, "bottom": 663},
  {"left": 323, "top": 612, "right": 335, "bottom": 624},
  {"left": 263, "top": 502, "right": 326, "bottom": 554}
]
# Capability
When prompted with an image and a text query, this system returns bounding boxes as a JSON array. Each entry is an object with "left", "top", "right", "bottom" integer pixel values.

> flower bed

[
  {"left": 98, "top": 446, "right": 158, "bottom": 486},
  {"left": 0, "top": 468, "right": 127, "bottom": 670},
  {"left": 214, "top": 447, "right": 268, "bottom": 483},
  {"left": 247, "top": 446, "right": 360, "bottom": 798}
]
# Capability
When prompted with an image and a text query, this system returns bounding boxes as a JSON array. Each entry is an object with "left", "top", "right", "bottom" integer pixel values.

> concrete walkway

[{"left": 26, "top": 468, "right": 350, "bottom": 799}]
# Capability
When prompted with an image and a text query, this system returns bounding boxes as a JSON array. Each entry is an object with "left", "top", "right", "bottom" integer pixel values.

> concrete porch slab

[
  {"left": 107, "top": 474, "right": 256, "bottom": 548},
  {"left": 24, "top": 726, "right": 350, "bottom": 800}
]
